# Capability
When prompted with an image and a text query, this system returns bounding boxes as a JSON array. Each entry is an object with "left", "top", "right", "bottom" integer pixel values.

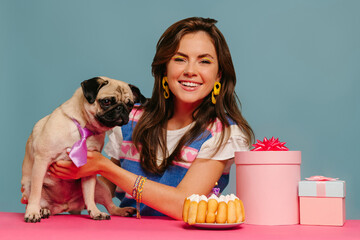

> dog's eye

[
  {"left": 101, "top": 99, "right": 112, "bottom": 106},
  {"left": 127, "top": 101, "right": 134, "bottom": 109}
]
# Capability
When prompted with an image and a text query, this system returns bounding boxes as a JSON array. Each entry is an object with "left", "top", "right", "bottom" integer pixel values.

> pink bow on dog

[{"left": 69, "top": 119, "right": 95, "bottom": 167}]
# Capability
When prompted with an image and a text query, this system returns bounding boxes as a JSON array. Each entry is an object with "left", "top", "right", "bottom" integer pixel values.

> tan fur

[{"left": 21, "top": 77, "right": 137, "bottom": 222}]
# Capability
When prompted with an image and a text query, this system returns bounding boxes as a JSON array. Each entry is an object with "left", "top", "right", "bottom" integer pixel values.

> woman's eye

[
  {"left": 172, "top": 56, "right": 186, "bottom": 62},
  {"left": 200, "top": 59, "right": 211, "bottom": 64},
  {"left": 200, "top": 57, "right": 213, "bottom": 64}
]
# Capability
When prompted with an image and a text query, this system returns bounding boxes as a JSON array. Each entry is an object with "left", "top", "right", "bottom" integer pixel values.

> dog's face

[{"left": 81, "top": 76, "right": 146, "bottom": 128}]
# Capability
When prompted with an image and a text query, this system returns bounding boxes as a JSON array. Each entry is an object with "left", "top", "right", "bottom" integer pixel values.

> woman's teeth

[{"left": 180, "top": 81, "right": 201, "bottom": 87}]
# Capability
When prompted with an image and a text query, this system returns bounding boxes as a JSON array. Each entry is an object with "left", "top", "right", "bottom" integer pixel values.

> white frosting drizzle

[
  {"left": 218, "top": 195, "right": 226, "bottom": 202},
  {"left": 229, "top": 193, "right": 239, "bottom": 200},
  {"left": 187, "top": 194, "right": 196, "bottom": 200},
  {"left": 199, "top": 195, "right": 208, "bottom": 202},
  {"left": 208, "top": 194, "right": 219, "bottom": 201},
  {"left": 186, "top": 193, "right": 238, "bottom": 203},
  {"left": 188, "top": 194, "right": 200, "bottom": 203}
]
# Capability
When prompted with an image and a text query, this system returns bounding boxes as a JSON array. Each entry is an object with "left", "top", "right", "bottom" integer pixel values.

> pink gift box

[
  {"left": 235, "top": 151, "right": 301, "bottom": 225},
  {"left": 299, "top": 179, "right": 346, "bottom": 226}
]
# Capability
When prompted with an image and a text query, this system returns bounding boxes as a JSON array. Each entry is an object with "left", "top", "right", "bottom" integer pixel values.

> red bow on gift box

[
  {"left": 305, "top": 176, "right": 339, "bottom": 181},
  {"left": 251, "top": 137, "right": 289, "bottom": 151}
]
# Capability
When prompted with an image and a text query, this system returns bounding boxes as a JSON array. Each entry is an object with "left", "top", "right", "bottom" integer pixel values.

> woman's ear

[{"left": 216, "top": 71, "right": 222, "bottom": 82}]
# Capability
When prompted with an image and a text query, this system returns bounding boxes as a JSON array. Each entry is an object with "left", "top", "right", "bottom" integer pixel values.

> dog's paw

[
  {"left": 89, "top": 210, "right": 111, "bottom": 220},
  {"left": 24, "top": 207, "right": 41, "bottom": 223},
  {"left": 112, "top": 207, "right": 137, "bottom": 217},
  {"left": 40, "top": 208, "right": 51, "bottom": 219}
]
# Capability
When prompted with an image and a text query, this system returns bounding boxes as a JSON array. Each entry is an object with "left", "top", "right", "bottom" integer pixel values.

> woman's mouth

[{"left": 179, "top": 81, "right": 202, "bottom": 88}]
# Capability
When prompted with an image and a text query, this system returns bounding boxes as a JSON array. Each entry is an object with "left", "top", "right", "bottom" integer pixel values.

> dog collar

[{"left": 68, "top": 119, "right": 95, "bottom": 167}]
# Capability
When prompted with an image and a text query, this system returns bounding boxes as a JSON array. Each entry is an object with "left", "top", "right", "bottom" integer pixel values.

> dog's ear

[
  {"left": 81, "top": 77, "right": 109, "bottom": 104},
  {"left": 129, "top": 84, "right": 147, "bottom": 104}
]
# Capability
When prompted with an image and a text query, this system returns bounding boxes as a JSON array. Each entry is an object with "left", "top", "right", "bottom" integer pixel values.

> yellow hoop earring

[
  {"left": 162, "top": 76, "right": 170, "bottom": 99},
  {"left": 212, "top": 82, "right": 221, "bottom": 104}
]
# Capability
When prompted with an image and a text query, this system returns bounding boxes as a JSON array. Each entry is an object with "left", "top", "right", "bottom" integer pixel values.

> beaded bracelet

[{"left": 132, "top": 175, "right": 147, "bottom": 219}]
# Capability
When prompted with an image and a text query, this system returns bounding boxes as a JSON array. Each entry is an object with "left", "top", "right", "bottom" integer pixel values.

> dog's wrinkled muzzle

[{"left": 96, "top": 103, "right": 130, "bottom": 128}]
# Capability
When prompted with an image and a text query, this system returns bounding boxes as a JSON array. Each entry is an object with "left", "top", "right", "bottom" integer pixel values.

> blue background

[{"left": 1, "top": 0, "right": 359, "bottom": 219}]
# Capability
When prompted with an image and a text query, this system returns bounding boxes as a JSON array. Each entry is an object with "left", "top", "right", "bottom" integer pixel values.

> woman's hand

[{"left": 48, "top": 151, "right": 107, "bottom": 179}]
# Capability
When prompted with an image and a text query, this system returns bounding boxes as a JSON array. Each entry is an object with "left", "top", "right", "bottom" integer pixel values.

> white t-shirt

[{"left": 105, "top": 119, "right": 249, "bottom": 174}]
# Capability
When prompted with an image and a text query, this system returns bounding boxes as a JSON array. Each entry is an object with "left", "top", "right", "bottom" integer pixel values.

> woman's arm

[
  {"left": 97, "top": 157, "right": 120, "bottom": 198},
  {"left": 49, "top": 151, "right": 226, "bottom": 220}
]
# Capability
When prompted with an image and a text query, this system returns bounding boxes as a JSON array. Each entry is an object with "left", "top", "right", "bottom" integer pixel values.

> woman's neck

[{"left": 167, "top": 100, "right": 200, "bottom": 130}]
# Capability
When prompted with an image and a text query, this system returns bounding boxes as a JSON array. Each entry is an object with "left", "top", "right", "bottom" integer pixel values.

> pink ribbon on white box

[{"left": 305, "top": 176, "right": 339, "bottom": 197}]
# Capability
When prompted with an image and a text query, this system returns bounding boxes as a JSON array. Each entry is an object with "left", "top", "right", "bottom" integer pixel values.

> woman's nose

[{"left": 183, "top": 62, "right": 197, "bottom": 77}]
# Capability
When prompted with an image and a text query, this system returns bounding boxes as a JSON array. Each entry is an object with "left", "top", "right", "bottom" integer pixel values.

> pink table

[{"left": 1, "top": 212, "right": 359, "bottom": 240}]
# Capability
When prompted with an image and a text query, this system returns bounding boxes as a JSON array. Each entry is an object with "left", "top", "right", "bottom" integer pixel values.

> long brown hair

[{"left": 133, "top": 17, "right": 254, "bottom": 174}]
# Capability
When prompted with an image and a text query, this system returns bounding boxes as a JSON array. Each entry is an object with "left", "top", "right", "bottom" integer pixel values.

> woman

[{"left": 48, "top": 17, "right": 254, "bottom": 220}]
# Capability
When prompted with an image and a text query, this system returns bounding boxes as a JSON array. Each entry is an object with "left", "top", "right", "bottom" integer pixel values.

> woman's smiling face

[{"left": 166, "top": 31, "right": 221, "bottom": 109}]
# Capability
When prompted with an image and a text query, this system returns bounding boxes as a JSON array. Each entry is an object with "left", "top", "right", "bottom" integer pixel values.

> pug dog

[{"left": 21, "top": 76, "right": 146, "bottom": 222}]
